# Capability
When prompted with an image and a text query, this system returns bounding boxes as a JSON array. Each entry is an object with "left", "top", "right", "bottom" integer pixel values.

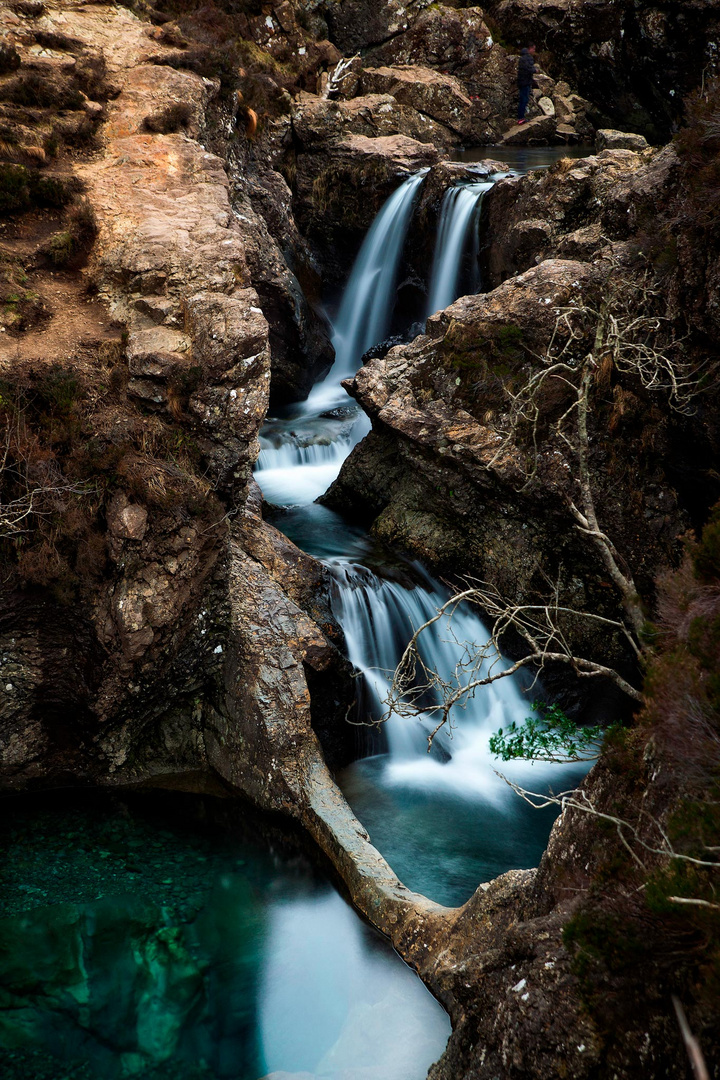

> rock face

[
  {"left": 354, "top": 6, "right": 593, "bottom": 145},
  {"left": 482, "top": 0, "right": 720, "bottom": 140},
  {"left": 0, "top": 0, "right": 352, "bottom": 795},
  {"left": 292, "top": 123, "right": 440, "bottom": 279},
  {"left": 323, "top": 247, "right": 687, "bottom": 695},
  {"left": 481, "top": 145, "right": 678, "bottom": 287}
]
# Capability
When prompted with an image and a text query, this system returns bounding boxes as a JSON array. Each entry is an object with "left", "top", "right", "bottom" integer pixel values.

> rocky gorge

[{"left": 0, "top": 1, "right": 719, "bottom": 1078}]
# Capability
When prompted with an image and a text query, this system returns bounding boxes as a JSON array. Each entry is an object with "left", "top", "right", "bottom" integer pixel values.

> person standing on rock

[{"left": 516, "top": 44, "right": 537, "bottom": 124}]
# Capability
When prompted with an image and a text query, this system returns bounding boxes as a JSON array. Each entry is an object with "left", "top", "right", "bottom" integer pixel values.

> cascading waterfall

[
  {"left": 254, "top": 160, "right": 589, "bottom": 904},
  {"left": 306, "top": 170, "right": 427, "bottom": 413},
  {"left": 254, "top": 171, "right": 425, "bottom": 500},
  {"left": 329, "top": 562, "right": 576, "bottom": 796},
  {"left": 426, "top": 181, "right": 494, "bottom": 318},
  {"left": 254, "top": 410, "right": 371, "bottom": 506}
]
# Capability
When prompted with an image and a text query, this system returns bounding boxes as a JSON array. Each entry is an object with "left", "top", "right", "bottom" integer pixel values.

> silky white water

[
  {"left": 305, "top": 171, "right": 427, "bottom": 413},
  {"left": 329, "top": 561, "right": 583, "bottom": 803},
  {"left": 254, "top": 173, "right": 424, "bottom": 499},
  {"left": 254, "top": 164, "right": 590, "bottom": 905},
  {"left": 255, "top": 411, "right": 371, "bottom": 505},
  {"left": 426, "top": 182, "right": 494, "bottom": 318}
]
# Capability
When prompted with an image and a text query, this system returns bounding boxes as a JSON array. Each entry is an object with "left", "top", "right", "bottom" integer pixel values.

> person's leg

[{"left": 518, "top": 84, "right": 530, "bottom": 121}]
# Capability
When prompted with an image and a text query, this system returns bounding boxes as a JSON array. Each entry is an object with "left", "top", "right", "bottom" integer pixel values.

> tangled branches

[
  {"left": 384, "top": 578, "right": 642, "bottom": 752},
  {"left": 383, "top": 263, "right": 709, "bottom": 743},
  {"left": 499, "top": 776, "right": 720, "bottom": 878},
  {"left": 0, "top": 409, "right": 90, "bottom": 540}
]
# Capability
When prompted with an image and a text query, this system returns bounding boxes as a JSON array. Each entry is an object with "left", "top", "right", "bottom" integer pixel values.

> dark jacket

[{"left": 517, "top": 48, "right": 536, "bottom": 88}]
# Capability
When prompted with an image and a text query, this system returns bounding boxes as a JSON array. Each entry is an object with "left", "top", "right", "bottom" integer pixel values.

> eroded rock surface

[
  {"left": 481, "top": 145, "right": 680, "bottom": 287},
  {"left": 324, "top": 252, "right": 686, "bottom": 687},
  {"left": 482, "top": 0, "right": 720, "bottom": 140}
]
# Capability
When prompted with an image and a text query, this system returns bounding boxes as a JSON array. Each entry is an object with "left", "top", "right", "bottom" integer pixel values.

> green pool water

[{"left": 0, "top": 791, "right": 450, "bottom": 1080}]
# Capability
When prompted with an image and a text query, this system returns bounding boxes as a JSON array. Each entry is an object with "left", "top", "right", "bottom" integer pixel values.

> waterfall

[
  {"left": 254, "top": 411, "right": 371, "bottom": 506},
  {"left": 305, "top": 171, "right": 427, "bottom": 413},
  {"left": 426, "top": 182, "right": 493, "bottom": 318},
  {"left": 330, "top": 563, "right": 523, "bottom": 760},
  {"left": 255, "top": 172, "right": 425, "bottom": 504},
  {"left": 330, "top": 561, "right": 582, "bottom": 800}
]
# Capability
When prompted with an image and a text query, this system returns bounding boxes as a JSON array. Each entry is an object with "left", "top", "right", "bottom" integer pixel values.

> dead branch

[
  {"left": 0, "top": 413, "right": 92, "bottom": 539},
  {"left": 381, "top": 580, "right": 642, "bottom": 751},
  {"left": 496, "top": 775, "right": 720, "bottom": 871},
  {"left": 672, "top": 996, "right": 711, "bottom": 1080},
  {"left": 485, "top": 264, "right": 713, "bottom": 641}
]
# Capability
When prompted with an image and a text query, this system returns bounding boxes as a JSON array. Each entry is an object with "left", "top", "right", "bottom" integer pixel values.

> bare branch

[
  {"left": 0, "top": 413, "right": 93, "bottom": 539},
  {"left": 381, "top": 580, "right": 642, "bottom": 749},
  {"left": 496, "top": 775, "right": 720, "bottom": 871},
  {"left": 673, "top": 996, "right": 711, "bottom": 1080}
]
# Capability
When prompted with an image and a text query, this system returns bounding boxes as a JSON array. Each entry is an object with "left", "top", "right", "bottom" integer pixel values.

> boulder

[
  {"left": 361, "top": 64, "right": 490, "bottom": 143},
  {"left": 500, "top": 113, "right": 557, "bottom": 144},
  {"left": 537, "top": 95, "right": 556, "bottom": 116},
  {"left": 596, "top": 128, "right": 649, "bottom": 152},
  {"left": 107, "top": 493, "right": 148, "bottom": 542},
  {"left": 552, "top": 94, "right": 576, "bottom": 123},
  {"left": 292, "top": 91, "right": 456, "bottom": 149},
  {"left": 481, "top": 146, "right": 679, "bottom": 286},
  {"left": 555, "top": 122, "right": 582, "bottom": 143}
]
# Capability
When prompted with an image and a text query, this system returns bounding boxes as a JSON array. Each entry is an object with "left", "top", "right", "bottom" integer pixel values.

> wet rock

[
  {"left": 323, "top": 257, "right": 684, "bottom": 672},
  {"left": 293, "top": 131, "right": 439, "bottom": 279}
]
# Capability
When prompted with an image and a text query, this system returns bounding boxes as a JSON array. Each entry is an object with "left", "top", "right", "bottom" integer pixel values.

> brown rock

[
  {"left": 361, "top": 63, "right": 486, "bottom": 142},
  {"left": 596, "top": 128, "right": 649, "bottom": 152},
  {"left": 293, "top": 130, "right": 439, "bottom": 277},
  {"left": 108, "top": 492, "right": 148, "bottom": 541},
  {"left": 501, "top": 113, "right": 556, "bottom": 144}
]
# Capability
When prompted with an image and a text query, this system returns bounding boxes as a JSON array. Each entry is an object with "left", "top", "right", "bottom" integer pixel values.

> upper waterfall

[
  {"left": 426, "top": 181, "right": 494, "bottom": 318},
  {"left": 305, "top": 171, "right": 427, "bottom": 413}
]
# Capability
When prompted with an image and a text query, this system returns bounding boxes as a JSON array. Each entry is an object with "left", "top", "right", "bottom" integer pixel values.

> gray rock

[
  {"left": 501, "top": 113, "right": 556, "bottom": 145},
  {"left": 108, "top": 493, "right": 148, "bottom": 542},
  {"left": 538, "top": 95, "right": 556, "bottom": 116},
  {"left": 596, "top": 128, "right": 649, "bottom": 151}
]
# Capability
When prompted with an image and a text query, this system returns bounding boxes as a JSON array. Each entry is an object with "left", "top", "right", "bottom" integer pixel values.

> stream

[
  {"left": 257, "top": 147, "right": 589, "bottom": 907},
  {"left": 0, "top": 147, "right": 588, "bottom": 1080}
]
